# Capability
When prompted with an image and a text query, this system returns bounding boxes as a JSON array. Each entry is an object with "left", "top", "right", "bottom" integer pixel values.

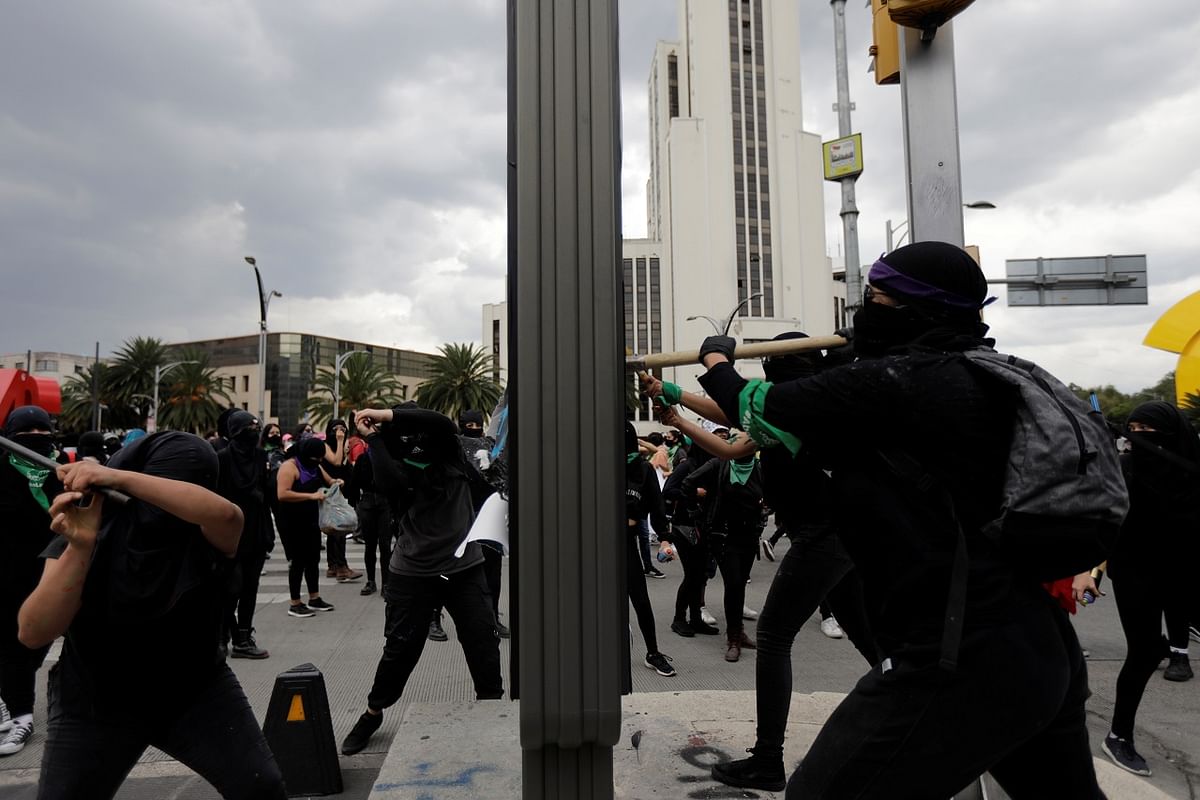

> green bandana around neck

[
  {"left": 727, "top": 457, "right": 755, "bottom": 485},
  {"left": 627, "top": 452, "right": 641, "bottom": 464},
  {"left": 8, "top": 454, "right": 53, "bottom": 512},
  {"left": 738, "top": 380, "right": 801, "bottom": 456}
]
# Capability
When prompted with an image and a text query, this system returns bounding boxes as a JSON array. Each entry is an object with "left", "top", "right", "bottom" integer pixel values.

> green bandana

[
  {"left": 8, "top": 454, "right": 53, "bottom": 513},
  {"left": 727, "top": 456, "right": 755, "bottom": 486},
  {"left": 404, "top": 458, "right": 431, "bottom": 470},
  {"left": 738, "top": 380, "right": 802, "bottom": 456},
  {"left": 662, "top": 381, "right": 683, "bottom": 406},
  {"left": 627, "top": 452, "right": 641, "bottom": 464},
  {"left": 667, "top": 444, "right": 680, "bottom": 460}
]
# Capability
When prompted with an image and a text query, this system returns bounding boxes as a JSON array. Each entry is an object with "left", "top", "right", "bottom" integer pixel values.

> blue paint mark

[{"left": 375, "top": 764, "right": 499, "bottom": 791}]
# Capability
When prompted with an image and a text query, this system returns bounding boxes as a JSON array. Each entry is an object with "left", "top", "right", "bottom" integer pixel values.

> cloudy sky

[{"left": 3, "top": 1, "right": 1197, "bottom": 394}]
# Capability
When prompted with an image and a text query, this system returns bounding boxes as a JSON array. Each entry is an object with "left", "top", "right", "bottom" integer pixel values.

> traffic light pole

[{"left": 898, "top": 23, "right": 965, "bottom": 247}]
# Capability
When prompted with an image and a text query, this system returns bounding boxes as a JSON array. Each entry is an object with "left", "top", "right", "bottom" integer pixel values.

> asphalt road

[{"left": 1, "top": 537, "right": 1196, "bottom": 798}]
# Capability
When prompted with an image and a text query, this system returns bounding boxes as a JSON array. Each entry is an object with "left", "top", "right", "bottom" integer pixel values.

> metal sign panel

[
  {"left": 822, "top": 133, "right": 864, "bottom": 181},
  {"left": 1003, "top": 255, "right": 1148, "bottom": 307}
]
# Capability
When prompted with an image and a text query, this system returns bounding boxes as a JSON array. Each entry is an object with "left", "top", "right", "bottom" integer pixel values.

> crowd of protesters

[{"left": 1, "top": 241, "right": 1196, "bottom": 798}]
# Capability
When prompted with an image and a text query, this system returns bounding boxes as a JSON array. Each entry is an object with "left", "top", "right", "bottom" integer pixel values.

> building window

[
  {"left": 34, "top": 359, "right": 59, "bottom": 372},
  {"left": 243, "top": 375, "right": 250, "bottom": 393}
]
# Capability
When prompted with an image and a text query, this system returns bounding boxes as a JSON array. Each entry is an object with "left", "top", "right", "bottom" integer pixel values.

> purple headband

[{"left": 868, "top": 259, "right": 996, "bottom": 310}]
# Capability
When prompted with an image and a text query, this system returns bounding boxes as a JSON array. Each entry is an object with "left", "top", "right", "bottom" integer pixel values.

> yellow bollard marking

[{"left": 287, "top": 694, "right": 306, "bottom": 722}]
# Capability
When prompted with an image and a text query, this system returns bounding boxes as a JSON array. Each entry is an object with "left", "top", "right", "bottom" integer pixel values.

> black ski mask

[{"left": 4, "top": 405, "right": 56, "bottom": 457}]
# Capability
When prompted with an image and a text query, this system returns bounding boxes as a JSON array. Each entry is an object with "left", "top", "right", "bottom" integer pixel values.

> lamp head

[{"left": 244, "top": 256, "right": 257, "bottom": 266}]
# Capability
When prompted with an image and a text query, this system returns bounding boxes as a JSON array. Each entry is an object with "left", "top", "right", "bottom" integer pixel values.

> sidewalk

[{"left": 371, "top": 690, "right": 1178, "bottom": 799}]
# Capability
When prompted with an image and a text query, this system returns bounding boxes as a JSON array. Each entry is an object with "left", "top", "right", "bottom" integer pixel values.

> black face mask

[
  {"left": 234, "top": 429, "right": 260, "bottom": 446},
  {"left": 303, "top": 457, "right": 322, "bottom": 469},
  {"left": 851, "top": 302, "right": 934, "bottom": 357},
  {"left": 12, "top": 432, "right": 55, "bottom": 458},
  {"left": 266, "top": 434, "right": 282, "bottom": 446}
]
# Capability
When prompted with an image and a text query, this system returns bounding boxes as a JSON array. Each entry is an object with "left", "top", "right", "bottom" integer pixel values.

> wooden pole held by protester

[{"left": 626, "top": 335, "right": 848, "bottom": 372}]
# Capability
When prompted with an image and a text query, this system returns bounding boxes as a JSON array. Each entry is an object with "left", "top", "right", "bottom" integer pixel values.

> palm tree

[
  {"left": 106, "top": 336, "right": 169, "bottom": 427},
  {"left": 301, "top": 355, "right": 407, "bottom": 427},
  {"left": 156, "top": 350, "right": 232, "bottom": 434},
  {"left": 1182, "top": 391, "right": 1200, "bottom": 431},
  {"left": 59, "top": 363, "right": 120, "bottom": 433},
  {"left": 415, "top": 343, "right": 503, "bottom": 421}
]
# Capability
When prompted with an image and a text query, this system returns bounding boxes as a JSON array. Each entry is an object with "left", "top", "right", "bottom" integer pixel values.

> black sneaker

[
  {"left": 689, "top": 619, "right": 720, "bottom": 635},
  {"left": 644, "top": 652, "right": 676, "bottom": 677},
  {"left": 495, "top": 621, "right": 511, "bottom": 639},
  {"left": 429, "top": 615, "right": 449, "bottom": 642},
  {"left": 711, "top": 750, "right": 786, "bottom": 792},
  {"left": 670, "top": 619, "right": 695, "bottom": 638},
  {"left": 288, "top": 603, "right": 315, "bottom": 618},
  {"left": 360, "top": 580, "right": 377, "bottom": 596},
  {"left": 308, "top": 597, "right": 335, "bottom": 612},
  {"left": 341, "top": 711, "right": 383, "bottom": 755},
  {"left": 1102, "top": 734, "right": 1151, "bottom": 776},
  {"left": 645, "top": 567, "right": 666, "bottom": 579},
  {"left": 1164, "top": 653, "right": 1193, "bottom": 682},
  {"left": 0, "top": 720, "right": 33, "bottom": 756}
]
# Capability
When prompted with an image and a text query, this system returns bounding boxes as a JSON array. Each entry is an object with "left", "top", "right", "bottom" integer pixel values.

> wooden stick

[{"left": 626, "top": 335, "right": 847, "bottom": 371}]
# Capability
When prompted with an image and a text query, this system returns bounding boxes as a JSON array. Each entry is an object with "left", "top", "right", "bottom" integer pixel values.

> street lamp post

[
  {"left": 150, "top": 360, "right": 197, "bottom": 433},
  {"left": 686, "top": 293, "right": 766, "bottom": 337},
  {"left": 332, "top": 350, "right": 370, "bottom": 423},
  {"left": 245, "top": 257, "right": 282, "bottom": 425}
]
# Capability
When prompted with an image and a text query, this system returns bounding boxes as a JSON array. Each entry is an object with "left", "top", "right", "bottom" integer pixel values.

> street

[{"left": 1, "top": 536, "right": 1196, "bottom": 798}]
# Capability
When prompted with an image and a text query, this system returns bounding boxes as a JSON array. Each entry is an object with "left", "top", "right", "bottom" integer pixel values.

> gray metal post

[
  {"left": 92, "top": 341, "right": 100, "bottom": 430},
  {"left": 513, "top": 0, "right": 624, "bottom": 796},
  {"left": 258, "top": 321, "right": 267, "bottom": 422},
  {"left": 899, "top": 23, "right": 965, "bottom": 246},
  {"left": 832, "top": 0, "right": 863, "bottom": 312}
]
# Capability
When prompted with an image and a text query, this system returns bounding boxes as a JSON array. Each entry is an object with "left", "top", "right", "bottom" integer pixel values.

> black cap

[{"left": 3, "top": 405, "right": 54, "bottom": 437}]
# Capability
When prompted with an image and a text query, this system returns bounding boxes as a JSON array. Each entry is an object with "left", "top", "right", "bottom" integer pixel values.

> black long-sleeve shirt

[
  {"left": 699, "top": 353, "right": 1037, "bottom": 659},
  {"left": 366, "top": 407, "right": 483, "bottom": 576},
  {"left": 626, "top": 458, "right": 667, "bottom": 535}
]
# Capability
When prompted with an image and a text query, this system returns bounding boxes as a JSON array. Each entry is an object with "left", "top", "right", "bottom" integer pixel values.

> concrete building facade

[
  {"left": 627, "top": 0, "right": 834, "bottom": 420},
  {"left": 0, "top": 351, "right": 99, "bottom": 387}
]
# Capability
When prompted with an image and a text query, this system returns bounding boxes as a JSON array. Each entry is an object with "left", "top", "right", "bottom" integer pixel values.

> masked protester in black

[
  {"left": 276, "top": 437, "right": 340, "bottom": 616},
  {"left": 339, "top": 405, "right": 504, "bottom": 757},
  {"left": 215, "top": 411, "right": 271, "bottom": 659},
  {"left": 18, "top": 432, "right": 285, "bottom": 800},
  {"left": 1099, "top": 401, "right": 1200, "bottom": 775},
  {"left": 665, "top": 333, "right": 875, "bottom": 792},
  {"left": 458, "top": 409, "right": 508, "bottom": 637},
  {"left": 694, "top": 241, "right": 1104, "bottom": 799},
  {"left": 0, "top": 407, "right": 63, "bottom": 757}
]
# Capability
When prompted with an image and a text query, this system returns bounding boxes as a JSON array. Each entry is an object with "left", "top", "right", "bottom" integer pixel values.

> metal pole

[
  {"left": 151, "top": 365, "right": 161, "bottom": 434},
  {"left": 899, "top": 23, "right": 965, "bottom": 246},
  {"left": 333, "top": 357, "right": 340, "bottom": 423},
  {"left": 92, "top": 341, "right": 100, "bottom": 430},
  {"left": 515, "top": 0, "right": 623, "bottom": 795},
  {"left": 250, "top": 264, "right": 268, "bottom": 423},
  {"left": 832, "top": 0, "right": 863, "bottom": 313}
]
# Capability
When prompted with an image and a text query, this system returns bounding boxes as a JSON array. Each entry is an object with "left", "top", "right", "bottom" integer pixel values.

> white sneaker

[
  {"left": 700, "top": 607, "right": 717, "bottom": 626},
  {"left": 742, "top": 605, "right": 759, "bottom": 621},
  {"left": 820, "top": 616, "right": 844, "bottom": 639},
  {"left": 0, "top": 720, "right": 33, "bottom": 756},
  {"left": 0, "top": 700, "right": 10, "bottom": 733}
]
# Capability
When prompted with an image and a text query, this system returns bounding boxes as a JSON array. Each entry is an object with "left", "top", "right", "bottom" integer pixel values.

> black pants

[
  {"left": 366, "top": 564, "right": 502, "bottom": 710},
  {"left": 637, "top": 519, "right": 654, "bottom": 572},
  {"left": 37, "top": 663, "right": 285, "bottom": 800},
  {"left": 786, "top": 600, "right": 1104, "bottom": 799},
  {"left": 482, "top": 543, "right": 503, "bottom": 618},
  {"left": 626, "top": 534, "right": 659, "bottom": 654},
  {"left": 325, "top": 530, "right": 348, "bottom": 571},
  {"left": 1111, "top": 573, "right": 1177, "bottom": 740},
  {"left": 221, "top": 550, "right": 266, "bottom": 644},
  {"left": 672, "top": 525, "right": 709, "bottom": 625},
  {"left": 0, "top": 602, "right": 49, "bottom": 718},
  {"left": 280, "top": 525, "right": 321, "bottom": 601},
  {"left": 358, "top": 493, "right": 394, "bottom": 585},
  {"left": 716, "top": 533, "right": 758, "bottom": 637},
  {"left": 753, "top": 527, "right": 876, "bottom": 759}
]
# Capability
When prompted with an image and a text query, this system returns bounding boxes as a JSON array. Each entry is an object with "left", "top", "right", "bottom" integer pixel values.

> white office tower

[{"left": 626, "top": 0, "right": 832, "bottom": 421}]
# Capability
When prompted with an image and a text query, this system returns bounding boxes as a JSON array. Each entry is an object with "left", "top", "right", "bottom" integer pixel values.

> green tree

[
  {"left": 58, "top": 363, "right": 118, "bottom": 433},
  {"left": 415, "top": 343, "right": 502, "bottom": 421},
  {"left": 301, "top": 354, "right": 407, "bottom": 427},
  {"left": 106, "top": 336, "right": 169, "bottom": 427},
  {"left": 156, "top": 351, "right": 232, "bottom": 434},
  {"left": 1182, "top": 391, "right": 1200, "bottom": 431}
]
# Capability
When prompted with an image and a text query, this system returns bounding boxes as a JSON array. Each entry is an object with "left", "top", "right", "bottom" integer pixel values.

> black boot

[
  {"left": 231, "top": 628, "right": 270, "bottom": 659},
  {"left": 711, "top": 749, "right": 786, "bottom": 791},
  {"left": 428, "top": 611, "right": 449, "bottom": 642}
]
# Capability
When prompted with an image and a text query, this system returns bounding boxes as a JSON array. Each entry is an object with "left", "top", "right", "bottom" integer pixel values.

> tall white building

[{"left": 627, "top": 0, "right": 833, "bottom": 420}]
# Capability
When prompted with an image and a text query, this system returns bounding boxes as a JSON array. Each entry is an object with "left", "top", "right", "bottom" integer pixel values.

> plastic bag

[
  {"left": 318, "top": 484, "right": 358, "bottom": 533},
  {"left": 656, "top": 541, "right": 676, "bottom": 563}
]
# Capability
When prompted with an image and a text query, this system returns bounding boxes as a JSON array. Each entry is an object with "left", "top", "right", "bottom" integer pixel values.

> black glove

[{"left": 698, "top": 335, "right": 736, "bottom": 364}]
